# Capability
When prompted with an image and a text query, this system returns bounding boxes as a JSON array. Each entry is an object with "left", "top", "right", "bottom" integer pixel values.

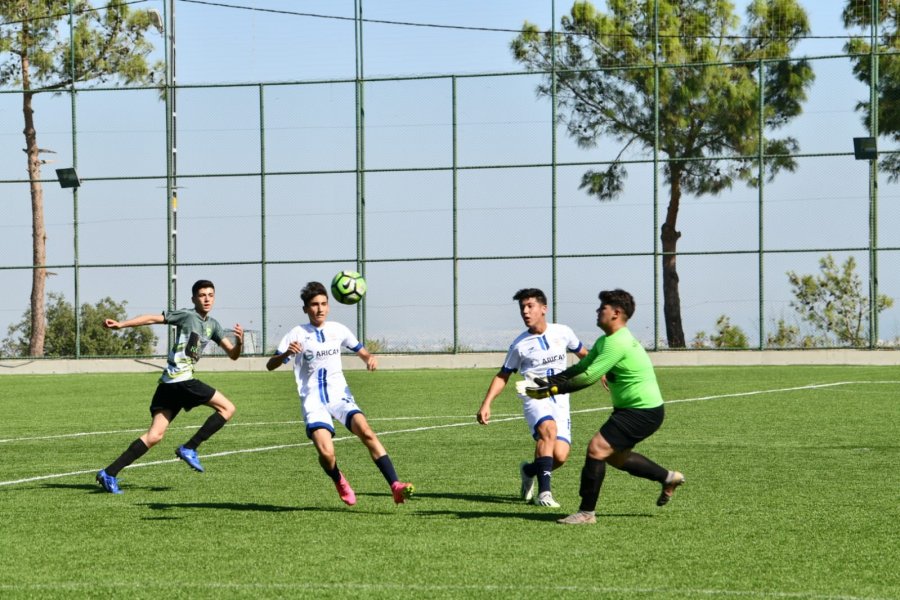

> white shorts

[
  {"left": 520, "top": 393, "right": 572, "bottom": 444},
  {"left": 301, "top": 385, "right": 363, "bottom": 438}
]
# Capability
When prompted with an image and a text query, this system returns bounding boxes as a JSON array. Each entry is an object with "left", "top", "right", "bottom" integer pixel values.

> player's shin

[
  {"left": 578, "top": 457, "right": 606, "bottom": 512},
  {"left": 105, "top": 438, "right": 150, "bottom": 476},
  {"left": 374, "top": 454, "right": 399, "bottom": 485},
  {"left": 616, "top": 452, "right": 668, "bottom": 482},
  {"left": 534, "top": 455, "right": 554, "bottom": 494},
  {"left": 183, "top": 412, "right": 228, "bottom": 450}
]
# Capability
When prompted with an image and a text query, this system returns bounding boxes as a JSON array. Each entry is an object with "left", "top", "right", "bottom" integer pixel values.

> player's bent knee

[
  {"left": 212, "top": 394, "right": 236, "bottom": 420},
  {"left": 586, "top": 434, "right": 614, "bottom": 460},
  {"left": 144, "top": 432, "right": 165, "bottom": 447}
]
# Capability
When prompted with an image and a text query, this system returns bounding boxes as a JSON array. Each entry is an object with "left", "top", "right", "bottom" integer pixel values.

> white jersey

[
  {"left": 276, "top": 321, "right": 363, "bottom": 402},
  {"left": 502, "top": 323, "right": 583, "bottom": 443},
  {"left": 501, "top": 323, "right": 583, "bottom": 381}
]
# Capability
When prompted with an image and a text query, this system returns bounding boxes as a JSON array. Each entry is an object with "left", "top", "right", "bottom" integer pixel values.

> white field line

[
  {"left": 0, "top": 414, "right": 479, "bottom": 444},
  {"left": 0, "top": 581, "right": 891, "bottom": 600},
  {"left": 1, "top": 380, "right": 896, "bottom": 489}
]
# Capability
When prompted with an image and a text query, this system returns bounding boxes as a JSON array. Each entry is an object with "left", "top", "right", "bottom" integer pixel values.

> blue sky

[{"left": 0, "top": 0, "right": 897, "bottom": 352}]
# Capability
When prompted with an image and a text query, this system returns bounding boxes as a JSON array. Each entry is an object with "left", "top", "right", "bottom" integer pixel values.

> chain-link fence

[{"left": 0, "top": 0, "right": 897, "bottom": 357}]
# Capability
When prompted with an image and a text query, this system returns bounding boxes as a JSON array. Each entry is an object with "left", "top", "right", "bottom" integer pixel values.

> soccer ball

[{"left": 330, "top": 271, "right": 367, "bottom": 305}]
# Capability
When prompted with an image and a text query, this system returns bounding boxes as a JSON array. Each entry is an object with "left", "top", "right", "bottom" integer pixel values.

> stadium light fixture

[
  {"left": 56, "top": 167, "right": 81, "bottom": 189},
  {"left": 853, "top": 137, "right": 877, "bottom": 161}
]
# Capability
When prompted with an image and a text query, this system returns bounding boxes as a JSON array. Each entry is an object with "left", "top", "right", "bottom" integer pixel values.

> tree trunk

[
  {"left": 661, "top": 168, "right": 685, "bottom": 348},
  {"left": 22, "top": 54, "right": 46, "bottom": 357}
]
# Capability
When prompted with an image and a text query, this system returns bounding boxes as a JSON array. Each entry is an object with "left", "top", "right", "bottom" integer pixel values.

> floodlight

[
  {"left": 56, "top": 167, "right": 81, "bottom": 189},
  {"left": 853, "top": 137, "right": 877, "bottom": 160}
]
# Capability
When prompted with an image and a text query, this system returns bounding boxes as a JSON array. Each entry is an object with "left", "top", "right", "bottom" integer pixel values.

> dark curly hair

[
  {"left": 512, "top": 288, "right": 547, "bottom": 306},
  {"left": 301, "top": 281, "right": 329, "bottom": 306},
  {"left": 599, "top": 289, "right": 635, "bottom": 319}
]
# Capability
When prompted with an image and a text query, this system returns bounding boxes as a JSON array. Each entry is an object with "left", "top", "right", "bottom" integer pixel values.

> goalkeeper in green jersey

[{"left": 525, "top": 289, "right": 684, "bottom": 525}]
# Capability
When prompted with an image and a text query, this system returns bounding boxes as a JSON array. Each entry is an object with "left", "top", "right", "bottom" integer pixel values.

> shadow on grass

[
  {"left": 142, "top": 501, "right": 306, "bottom": 513},
  {"left": 414, "top": 508, "right": 655, "bottom": 522},
  {"left": 413, "top": 508, "right": 563, "bottom": 522},
  {"left": 42, "top": 482, "right": 99, "bottom": 492},
  {"left": 39, "top": 482, "right": 175, "bottom": 494},
  {"left": 356, "top": 490, "right": 522, "bottom": 505},
  {"left": 139, "top": 502, "right": 388, "bottom": 518}
]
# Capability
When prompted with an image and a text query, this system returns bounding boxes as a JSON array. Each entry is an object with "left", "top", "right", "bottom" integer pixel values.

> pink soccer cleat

[
  {"left": 335, "top": 474, "right": 357, "bottom": 506},
  {"left": 390, "top": 481, "right": 415, "bottom": 504}
]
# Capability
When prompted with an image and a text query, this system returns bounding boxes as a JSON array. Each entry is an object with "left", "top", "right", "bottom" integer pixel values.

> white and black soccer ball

[{"left": 330, "top": 270, "right": 367, "bottom": 305}]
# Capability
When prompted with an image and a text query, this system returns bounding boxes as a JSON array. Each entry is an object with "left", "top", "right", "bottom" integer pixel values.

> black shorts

[
  {"left": 150, "top": 379, "right": 216, "bottom": 417},
  {"left": 599, "top": 405, "right": 665, "bottom": 451}
]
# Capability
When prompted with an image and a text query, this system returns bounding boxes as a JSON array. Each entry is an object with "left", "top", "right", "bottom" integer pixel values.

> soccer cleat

[
  {"left": 391, "top": 481, "right": 415, "bottom": 504},
  {"left": 657, "top": 471, "right": 685, "bottom": 507},
  {"left": 175, "top": 445, "right": 205, "bottom": 473},
  {"left": 557, "top": 511, "right": 597, "bottom": 525},
  {"left": 96, "top": 469, "right": 123, "bottom": 495},
  {"left": 534, "top": 491, "right": 561, "bottom": 508},
  {"left": 335, "top": 474, "right": 357, "bottom": 506},
  {"left": 519, "top": 461, "right": 536, "bottom": 502}
]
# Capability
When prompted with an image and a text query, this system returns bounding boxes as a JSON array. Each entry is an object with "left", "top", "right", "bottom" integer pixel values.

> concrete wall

[{"left": 1, "top": 349, "right": 898, "bottom": 375}]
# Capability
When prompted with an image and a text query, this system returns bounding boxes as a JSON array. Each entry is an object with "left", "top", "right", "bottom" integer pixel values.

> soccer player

[
  {"left": 525, "top": 289, "right": 684, "bottom": 525},
  {"left": 477, "top": 288, "right": 588, "bottom": 508},
  {"left": 95, "top": 280, "right": 244, "bottom": 494},
  {"left": 266, "top": 281, "right": 414, "bottom": 506}
]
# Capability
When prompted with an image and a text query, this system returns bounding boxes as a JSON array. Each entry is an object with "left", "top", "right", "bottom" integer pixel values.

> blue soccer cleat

[
  {"left": 96, "top": 469, "right": 123, "bottom": 494},
  {"left": 175, "top": 445, "right": 205, "bottom": 472}
]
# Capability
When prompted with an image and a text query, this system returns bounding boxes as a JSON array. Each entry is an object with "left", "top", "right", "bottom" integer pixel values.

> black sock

[
  {"left": 522, "top": 461, "right": 538, "bottom": 478},
  {"left": 105, "top": 439, "right": 149, "bottom": 477},
  {"left": 617, "top": 452, "right": 668, "bottom": 483},
  {"left": 321, "top": 458, "right": 341, "bottom": 482},
  {"left": 534, "top": 456, "right": 554, "bottom": 494},
  {"left": 183, "top": 412, "right": 228, "bottom": 450},
  {"left": 578, "top": 457, "right": 607, "bottom": 512},
  {"left": 374, "top": 455, "right": 399, "bottom": 485}
]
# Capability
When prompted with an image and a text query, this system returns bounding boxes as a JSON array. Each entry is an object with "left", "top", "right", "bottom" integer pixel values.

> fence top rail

[{"left": 0, "top": 50, "right": 896, "bottom": 95}]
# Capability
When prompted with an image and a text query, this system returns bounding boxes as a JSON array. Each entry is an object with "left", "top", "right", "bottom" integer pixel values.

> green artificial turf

[{"left": 1, "top": 366, "right": 897, "bottom": 599}]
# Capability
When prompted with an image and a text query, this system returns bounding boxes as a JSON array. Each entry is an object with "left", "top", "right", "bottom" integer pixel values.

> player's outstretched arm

[{"left": 103, "top": 313, "right": 166, "bottom": 330}]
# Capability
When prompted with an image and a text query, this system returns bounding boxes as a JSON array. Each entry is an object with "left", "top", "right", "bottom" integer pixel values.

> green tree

[
  {"left": 512, "top": 0, "right": 814, "bottom": 347},
  {"left": 1, "top": 292, "right": 157, "bottom": 357},
  {"left": 766, "top": 317, "right": 799, "bottom": 347},
  {"left": 787, "top": 255, "right": 894, "bottom": 346},
  {"left": 693, "top": 315, "right": 750, "bottom": 348},
  {"left": 0, "top": 1, "right": 162, "bottom": 356},
  {"left": 691, "top": 330, "right": 709, "bottom": 348},
  {"left": 843, "top": 0, "right": 900, "bottom": 180},
  {"left": 710, "top": 315, "right": 750, "bottom": 348}
]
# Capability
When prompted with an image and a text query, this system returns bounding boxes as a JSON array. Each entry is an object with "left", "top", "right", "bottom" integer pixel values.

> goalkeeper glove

[
  {"left": 524, "top": 373, "right": 571, "bottom": 399},
  {"left": 524, "top": 381, "right": 558, "bottom": 399}
]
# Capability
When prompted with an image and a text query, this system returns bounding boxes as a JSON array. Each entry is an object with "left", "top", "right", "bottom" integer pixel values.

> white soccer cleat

[
  {"left": 557, "top": 511, "right": 597, "bottom": 525},
  {"left": 534, "top": 491, "right": 560, "bottom": 508}
]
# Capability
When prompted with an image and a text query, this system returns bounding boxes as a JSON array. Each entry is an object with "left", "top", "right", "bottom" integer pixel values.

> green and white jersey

[
  {"left": 564, "top": 327, "right": 663, "bottom": 409},
  {"left": 160, "top": 309, "right": 226, "bottom": 383}
]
